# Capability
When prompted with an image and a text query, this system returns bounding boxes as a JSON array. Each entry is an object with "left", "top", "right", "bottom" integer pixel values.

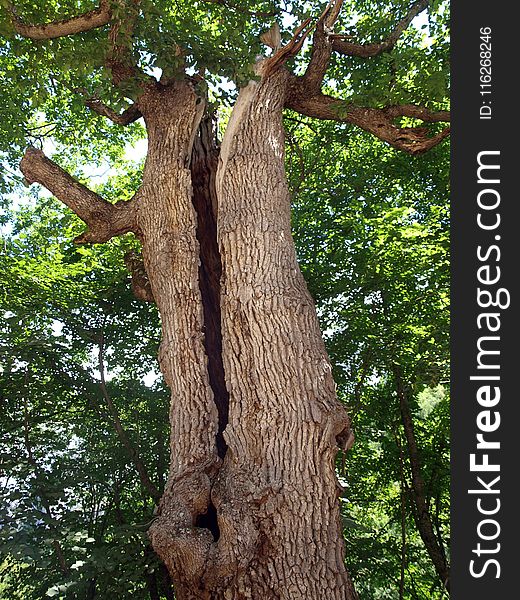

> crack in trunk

[{"left": 190, "top": 115, "right": 229, "bottom": 461}]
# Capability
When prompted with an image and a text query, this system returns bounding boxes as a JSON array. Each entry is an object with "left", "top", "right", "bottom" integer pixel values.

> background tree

[{"left": 0, "top": 1, "right": 449, "bottom": 598}]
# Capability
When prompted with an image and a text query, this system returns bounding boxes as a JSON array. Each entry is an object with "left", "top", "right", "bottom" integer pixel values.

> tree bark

[
  {"left": 207, "top": 65, "right": 357, "bottom": 598},
  {"left": 14, "top": 1, "right": 449, "bottom": 595},
  {"left": 136, "top": 80, "right": 221, "bottom": 594},
  {"left": 142, "top": 69, "right": 357, "bottom": 597}
]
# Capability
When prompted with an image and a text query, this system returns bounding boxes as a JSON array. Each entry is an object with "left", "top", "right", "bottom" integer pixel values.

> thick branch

[
  {"left": 20, "top": 147, "right": 136, "bottom": 243},
  {"left": 85, "top": 97, "right": 142, "bottom": 125},
  {"left": 8, "top": 1, "right": 111, "bottom": 40},
  {"left": 287, "top": 86, "right": 449, "bottom": 154},
  {"left": 382, "top": 104, "right": 450, "bottom": 123},
  {"left": 332, "top": 0, "right": 429, "bottom": 58},
  {"left": 303, "top": 0, "right": 344, "bottom": 92},
  {"left": 107, "top": 0, "right": 144, "bottom": 86}
]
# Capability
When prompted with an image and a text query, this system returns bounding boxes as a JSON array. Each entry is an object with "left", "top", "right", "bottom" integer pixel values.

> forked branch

[
  {"left": 20, "top": 147, "right": 136, "bottom": 243},
  {"left": 303, "top": 0, "right": 344, "bottom": 92},
  {"left": 332, "top": 0, "right": 430, "bottom": 58},
  {"left": 262, "top": 17, "right": 314, "bottom": 77},
  {"left": 287, "top": 0, "right": 448, "bottom": 153},
  {"left": 8, "top": 0, "right": 111, "bottom": 40}
]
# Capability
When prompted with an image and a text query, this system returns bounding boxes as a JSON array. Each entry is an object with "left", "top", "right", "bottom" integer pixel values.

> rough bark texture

[
  {"left": 21, "top": 70, "right": 359, "bottom": 598},
  {"left": 14, "top": 1, "right": 451, "bottom": 595},
  {"left": 141, "top": 68, "right": 357, "bottom": 599},
  {"left": 20, "top": 147, "right": 136, "bottom": 244},
  {"left": 136, "top": 81, "right": 221, "bottom": 594},
  {"left": 209, "top": 65, "right": 357, "bottom": 599},
  {"left": 13, "top": 2, "right": 454, "bottom": 596},
  {"left": 8, "top": 0, "right": 111, "bottom": 40}
]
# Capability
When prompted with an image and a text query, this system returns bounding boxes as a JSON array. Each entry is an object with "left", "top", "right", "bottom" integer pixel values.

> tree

[{"left": 0, "top": 1, "right": 450, "bottom": 598}]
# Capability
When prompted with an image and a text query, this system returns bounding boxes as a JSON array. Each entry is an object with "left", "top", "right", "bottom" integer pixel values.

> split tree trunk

[
  {"left": 14, "top": 0, "right": 451, "bottom": 593},
  {"left": 140, "top": 70, "right": 357, "bottom": 598},
  {"left": 134, "top": 81, "right": 222, "bottom": 593},
  {"left": 210, "top": 67, "right": 356, "bottom": 598}
]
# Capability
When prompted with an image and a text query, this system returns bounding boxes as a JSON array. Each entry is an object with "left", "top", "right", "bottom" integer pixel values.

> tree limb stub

[
  {"left": 8, "top": 1, "right": 111, "bottom": 40},
  {"left": 20, "top": 147, "right": 136, "bottom": 243},
  {"left": 332, "top": 0, "right": 430, "bottom": 58},
  {"left": 265, "top": 1, "right": 345, "bottom": 79},
  {"left": 262, "top": 17, "right": 314, "bottom": 77},
  {"left": 287, "top": 88, "right": 450, "bottom": 154}
]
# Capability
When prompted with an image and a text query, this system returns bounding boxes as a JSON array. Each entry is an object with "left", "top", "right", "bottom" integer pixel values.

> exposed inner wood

[{"left": 190, "top": 116, "right": 230, "bottom": 460}]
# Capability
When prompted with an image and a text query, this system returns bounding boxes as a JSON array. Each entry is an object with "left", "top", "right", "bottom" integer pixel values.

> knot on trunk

[
  {"left": 124, "top": 250, "right": 155, "bottom": 302},
  {"left": 149, "top": 471, "right": 216, "bottom": 589}
]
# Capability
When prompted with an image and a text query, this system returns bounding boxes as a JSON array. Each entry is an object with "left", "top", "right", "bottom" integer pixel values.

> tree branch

[
  {"left": 20, "top": 147, "right": 136, "bottom": 243},
  {"left": 8, "top": 0, "right": 111, "bottom": 40},
  {"left": 286, "top": 87, "right": 450, "bottom": 154},
  {"left": 106, "top": 0, "right": 144, "bottom": 86},
  {"left": 303, "top": 0, "right": 344, "bottom": 93},
  {"left": 85, "top": 97, "right": 142, "bottom": 125},
  {"left": 393, "top": 365, "right": 450, "bottom": 592},
  {"left": 382, "top": 104, "right": 450, "bottom": 123},
  {"left": 332, "top": 0, "right": 430, "bottom": 58},
  {"left": 203, "top": 0, "right": 277, "bottom": 18},
  {"left": 262, "top": 17, "right": 314, "bottom": 77},
  {"left": 22, "top": 375, "right": 69, "bottom": 575},
  {"left": 98, "top": 334, "right": 161, "bottom": 502}
]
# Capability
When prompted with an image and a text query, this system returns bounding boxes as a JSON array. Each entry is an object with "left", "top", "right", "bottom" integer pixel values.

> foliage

[{"left": 1, "top": 191, "right": 170, "bottom": 598}]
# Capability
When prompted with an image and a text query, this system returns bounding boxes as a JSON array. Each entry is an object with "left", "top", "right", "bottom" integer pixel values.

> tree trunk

[
  {"left": 210, "top": 66, "right": 356, "bottom": 598},
  {"left": 138, "top": 80, "right": 221, "bottom": 593},
  {"left": 101, "top": 72, "right": 356, "bottom": 599}
]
